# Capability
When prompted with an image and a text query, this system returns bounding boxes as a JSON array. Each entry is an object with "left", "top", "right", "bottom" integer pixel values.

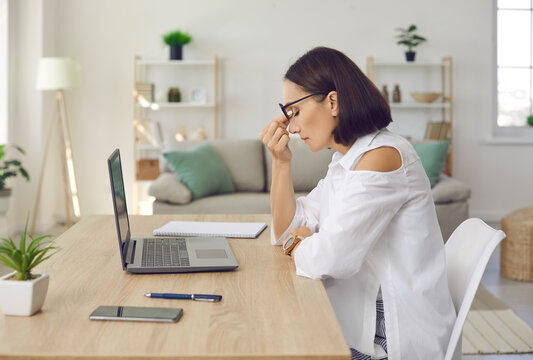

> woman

[{"left": 260, "top": 47, "right": 456, "bottom": 360}]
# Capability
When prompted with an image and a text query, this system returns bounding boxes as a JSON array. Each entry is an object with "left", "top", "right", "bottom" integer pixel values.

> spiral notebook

[{"left": 153, "top": 221, "right": 267, "bottom": 239}]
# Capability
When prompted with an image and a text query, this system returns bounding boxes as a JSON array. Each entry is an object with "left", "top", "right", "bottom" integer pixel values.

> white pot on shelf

[
  {"left": 0, "top": 188, "right": 12, "bottom": 214},
  {"left": 0, "top": 272, "right": 50, "bottom": 316}
]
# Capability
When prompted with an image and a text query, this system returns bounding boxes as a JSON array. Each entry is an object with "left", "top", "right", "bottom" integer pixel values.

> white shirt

[{"left": 271, "top": 129, "right": 456, "bottom": 360}]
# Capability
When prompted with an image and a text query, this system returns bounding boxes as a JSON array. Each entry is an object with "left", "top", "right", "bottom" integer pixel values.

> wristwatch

[{"left": 283, "top": 235, "right": 303, "bottom": 256}]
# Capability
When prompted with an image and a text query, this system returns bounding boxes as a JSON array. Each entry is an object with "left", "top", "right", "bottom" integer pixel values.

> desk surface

[{"left": 0, "top": 214, "right": 350, "bottom": 359}]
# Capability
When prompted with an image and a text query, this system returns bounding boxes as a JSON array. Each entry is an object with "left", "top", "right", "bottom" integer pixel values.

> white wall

[{"left": 8, "top": 0, "right": 533, "bottom": 231}]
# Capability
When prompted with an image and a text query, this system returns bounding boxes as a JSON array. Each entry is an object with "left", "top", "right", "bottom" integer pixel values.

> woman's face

[{"left": 282, "top": 80, "right": 344, "bottom": 153}]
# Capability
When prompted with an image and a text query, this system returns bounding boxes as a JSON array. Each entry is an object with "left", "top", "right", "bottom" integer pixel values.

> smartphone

[{"left": 89, "top": 305, "right": 183, "bottom": 323}]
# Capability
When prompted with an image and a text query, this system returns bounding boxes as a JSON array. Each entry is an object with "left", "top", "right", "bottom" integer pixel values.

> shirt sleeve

[
  {"left": 270, "top": 178, "right": 326, "bottom": 246},
  {"left": 293, "top": 170, "right": 408, "bottom": 280}
]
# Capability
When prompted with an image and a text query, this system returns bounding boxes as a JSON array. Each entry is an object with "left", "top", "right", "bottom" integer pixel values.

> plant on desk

[{"left": 0, "top": 215, "right": 58, "bottom": 316}]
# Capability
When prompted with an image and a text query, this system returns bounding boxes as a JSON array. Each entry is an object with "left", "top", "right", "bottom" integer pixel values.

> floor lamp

[{"left": 30, "top": 57, "right": 82, "bottom": 235}]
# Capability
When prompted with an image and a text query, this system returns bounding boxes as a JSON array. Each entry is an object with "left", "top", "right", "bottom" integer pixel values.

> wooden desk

[{"left": 0, "top": 214, "right": 350, "bottom": 359}]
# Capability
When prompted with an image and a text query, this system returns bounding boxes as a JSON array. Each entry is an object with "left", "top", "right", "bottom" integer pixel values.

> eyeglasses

[{"left": 278, "top": 92, "right": 325, "bottom": 121}]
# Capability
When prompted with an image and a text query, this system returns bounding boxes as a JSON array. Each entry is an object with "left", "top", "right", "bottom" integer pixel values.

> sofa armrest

[{"left": 432, "top": 175, "right": 471, "bottom": 204}]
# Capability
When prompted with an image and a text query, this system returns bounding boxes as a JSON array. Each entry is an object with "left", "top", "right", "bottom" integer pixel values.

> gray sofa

[{"left": 150, "top": 139, "right": 471, "bottom": 241}]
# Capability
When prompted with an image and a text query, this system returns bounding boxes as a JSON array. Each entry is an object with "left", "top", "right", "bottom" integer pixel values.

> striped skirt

[{"left": 350, "top": 298, "right": 387, "bottom": 360}]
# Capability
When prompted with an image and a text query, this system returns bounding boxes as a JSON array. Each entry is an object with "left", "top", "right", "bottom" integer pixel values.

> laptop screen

[{"left": 107, "top": 149, "right": 130, "bottom": 268}]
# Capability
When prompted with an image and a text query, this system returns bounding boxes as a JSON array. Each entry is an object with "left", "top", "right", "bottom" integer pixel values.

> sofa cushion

[
  {"left": 265, "top": 137, "right": 334, "bottom": 192},
  {"left": 432, "top": 174, "right": 471, "bottom": 204},
  {"left": 148, "top": 172, "right": 192, "bottom": 204},
  {"left": 162, "top": 139, "right": 265, "bottom": 192},
  {"left": 163, "top": 142, "right": 235, "bottom": 199},
  {"left": 411, "top": 140, "right": 449, "bottom": 187}
]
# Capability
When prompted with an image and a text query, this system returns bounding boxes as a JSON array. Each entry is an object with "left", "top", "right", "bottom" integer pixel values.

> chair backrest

[{"left": 444, "top": 218, "right": 506, "bottom": 360}]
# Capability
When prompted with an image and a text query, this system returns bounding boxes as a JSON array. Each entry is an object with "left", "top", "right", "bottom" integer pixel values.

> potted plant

[
  {"left": 0, "top": 215, "right": 58, "bottom": 316},
  {"left": 0, "top": 144, "right": 30, "bottom": 214},
  {"left": 162, "top": 30, "right": 192, "bottom": 60},
  {"left": 395, "top": 24, "right": 427, "bottom": 62}
]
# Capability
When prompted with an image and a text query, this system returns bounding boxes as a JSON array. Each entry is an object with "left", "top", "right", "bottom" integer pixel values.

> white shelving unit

[
  {"left": 366, "top": 56, "right": 453, "bottom": 175},
  {"left": 132, "top": 55, "right": 219, "bottom": 214}
]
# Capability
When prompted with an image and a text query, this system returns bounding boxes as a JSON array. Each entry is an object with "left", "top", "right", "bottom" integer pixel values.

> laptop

[{"left": 107, "top": 149, "right": 238, "bottom": 274}]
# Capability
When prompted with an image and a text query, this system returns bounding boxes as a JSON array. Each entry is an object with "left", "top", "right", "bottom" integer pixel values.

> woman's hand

[{"left": 260, "top": 115, "right": 292, "bottom": 163}]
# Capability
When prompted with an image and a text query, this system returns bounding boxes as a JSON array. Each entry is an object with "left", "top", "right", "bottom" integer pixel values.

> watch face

[
  {"left": 283, "top": 236, "right": 295, "bottom": 250},
  {"left": 190, "top": 88, "right": 206, "bottom": 103}
]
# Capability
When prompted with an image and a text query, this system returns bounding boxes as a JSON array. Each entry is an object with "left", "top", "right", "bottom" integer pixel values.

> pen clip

[{"left": 192, "top": 294, "right": 222, "bottom": 302}]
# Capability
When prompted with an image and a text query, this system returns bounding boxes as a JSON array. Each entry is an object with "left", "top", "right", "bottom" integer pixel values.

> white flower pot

[
  {"left": 0, "top": 188, "right": 11, "bottom": 214},
  {"left": 0, "top": 272, "right": 49, "bottom": 316}
]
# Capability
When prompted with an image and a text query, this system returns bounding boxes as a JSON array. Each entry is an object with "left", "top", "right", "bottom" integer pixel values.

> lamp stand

[{"left": 30, "top": 90, "right": 81, "bottom": 235}]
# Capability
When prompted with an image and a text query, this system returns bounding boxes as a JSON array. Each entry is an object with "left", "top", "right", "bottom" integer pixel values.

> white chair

[{"left": 444, "top": 218, "right": 506, "bottom": 360}]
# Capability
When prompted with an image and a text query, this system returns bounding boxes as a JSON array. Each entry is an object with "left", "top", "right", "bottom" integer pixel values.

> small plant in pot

[
  {"left": 162, "top": 30, "right": 192, "bottom": 60},
  {"left": 0, "top": 215, "right": 58, "bottom": 316},
  {"left": 395, "top": 24, "right": 427, "bottom": 62},
  {"left": 0, "top": 144, "right": 30, "bottom": 214}
]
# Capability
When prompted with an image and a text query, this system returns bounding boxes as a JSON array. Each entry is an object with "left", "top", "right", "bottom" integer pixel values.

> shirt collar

[{"left": 331, "top": 130, "right": 382, "bottom": 170}]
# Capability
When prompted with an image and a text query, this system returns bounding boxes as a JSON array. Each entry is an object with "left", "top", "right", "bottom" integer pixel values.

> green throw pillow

[
  {"left": 412, "top": 141, "right": 449, "bottom": 188},
  {"left": 163, "top": 142, "right": 235, "bottom": 199}
]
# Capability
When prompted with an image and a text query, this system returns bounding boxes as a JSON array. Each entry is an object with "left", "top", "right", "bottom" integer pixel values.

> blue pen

[{"left": 145, "top": 293, "right": 222, "bottom": 302}]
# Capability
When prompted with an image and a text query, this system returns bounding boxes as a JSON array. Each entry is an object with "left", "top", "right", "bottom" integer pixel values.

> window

[
  {"left": 0, "top": 0, "right": 7, "bottom": 143},
  {"left": 497, "top": 0, "right": 533, "bottom": 127}
]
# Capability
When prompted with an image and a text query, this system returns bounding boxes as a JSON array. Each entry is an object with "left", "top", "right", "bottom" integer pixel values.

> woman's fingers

[{"left": 267, "top": 126, "right": 288, "bottom": 148}]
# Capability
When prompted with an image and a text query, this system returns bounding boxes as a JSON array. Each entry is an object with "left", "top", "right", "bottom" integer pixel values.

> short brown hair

[{"left": 284, "top": 47, "right": 392, "bottom": 146}]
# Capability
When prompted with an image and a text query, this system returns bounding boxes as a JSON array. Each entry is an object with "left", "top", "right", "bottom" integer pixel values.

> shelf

[
  {"left": 389, "top": 102, "right": 450, "bottom": 109},
  {"left": 157, "top": 102, "right": 215, "bottom": 108},
  {"left": 135, "top": 144, "right": 163, "bottom": 151},
  {"left": 137, "top": 59, "right": 215, "bottom": 66},
  {"left": 136, "top": 102, "right": 215, "bottom": 109},
  {"left": 372, "top": 61, "right": 449, "bottom": 67}
]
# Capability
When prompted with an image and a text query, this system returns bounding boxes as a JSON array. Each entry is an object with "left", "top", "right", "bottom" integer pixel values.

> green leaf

[
  {"left": 13, "top": 145, "right": 25, "bottom": 155},
  {"left": 4, "top": 160, "right": 21, "bottom": 166},
  {"left": 162, "top": 30, "right": 192, "bottom": 46},
  {"left": 27, "top": 235, "right": 52, "bottom": 254},
  {"left": 28, "top": 253, "right": 56, "bottom": 270},
  {"left": 0, "top": 244, "right": 16, "bottom": 255},
  {"left": 19, "top": 167, "right": 30, "bottom": 181},
  {"left": 0, "top": 254, "right": 19, "bottom": 271},
  {"left": 20, "top": 215, "right": 29, "bottom": 253},
  {"left": 408, "top": 24, "right": 417, "bottom": 32},
  {"left": 21, "top": 253, "right": 29, "bottom": 271},
  {"left": 11, "top": 249, "right": 21, "bottom": 264}
]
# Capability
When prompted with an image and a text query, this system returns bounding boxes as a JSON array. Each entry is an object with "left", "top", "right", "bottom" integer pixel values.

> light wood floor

[{"left": 1, "top": 223, "right": 532, "bottom": 359}]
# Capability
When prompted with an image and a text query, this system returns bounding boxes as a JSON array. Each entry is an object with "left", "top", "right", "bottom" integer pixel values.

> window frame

[
  {"left": 0, "top": 0, "right": 7, "bottom": 144},
  {"left": 493, "top": 0, "right": 533, "bottom": 140}
]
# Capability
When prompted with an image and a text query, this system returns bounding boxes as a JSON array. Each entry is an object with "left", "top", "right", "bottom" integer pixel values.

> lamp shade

[{"left": 36, "top": 57, "right": 82, "bottom": 90}]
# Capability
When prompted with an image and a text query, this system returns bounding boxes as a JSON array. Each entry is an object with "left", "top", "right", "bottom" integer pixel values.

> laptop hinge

[{"left": 125, "top": 240, "right": 136, "bottom": 265}]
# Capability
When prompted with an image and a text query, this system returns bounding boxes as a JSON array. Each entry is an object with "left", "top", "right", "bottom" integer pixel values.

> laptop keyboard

[{"left": 142, "top": 238, "right": 190, "bottom": 267}]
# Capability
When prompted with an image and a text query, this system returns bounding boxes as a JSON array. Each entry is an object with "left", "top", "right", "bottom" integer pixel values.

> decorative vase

[
  {"left": 0, "top": 188, "right": 11, "bottom": 214},
  {"left": 392, "top": 84, "right": 402, "bottom": 103},
  {"left": 0, "top": 272, "right": 50, "bottom": 316},
  {"left": 405, "top": 51, "right": 416, "bottom": 62},
  {"left": 170, "top": 45, "right": 183, "bottom": 60},
  {"left": 168, "top": 88, "right": 181, "bottom": 102}
]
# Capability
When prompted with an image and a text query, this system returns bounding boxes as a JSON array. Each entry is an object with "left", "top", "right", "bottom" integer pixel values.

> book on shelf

[
  {"left": 425, "top": 121, "right": 450, "bottom": 141},
  {"left": 135, "top": 82, "right": 154, "bottom": 102}
]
